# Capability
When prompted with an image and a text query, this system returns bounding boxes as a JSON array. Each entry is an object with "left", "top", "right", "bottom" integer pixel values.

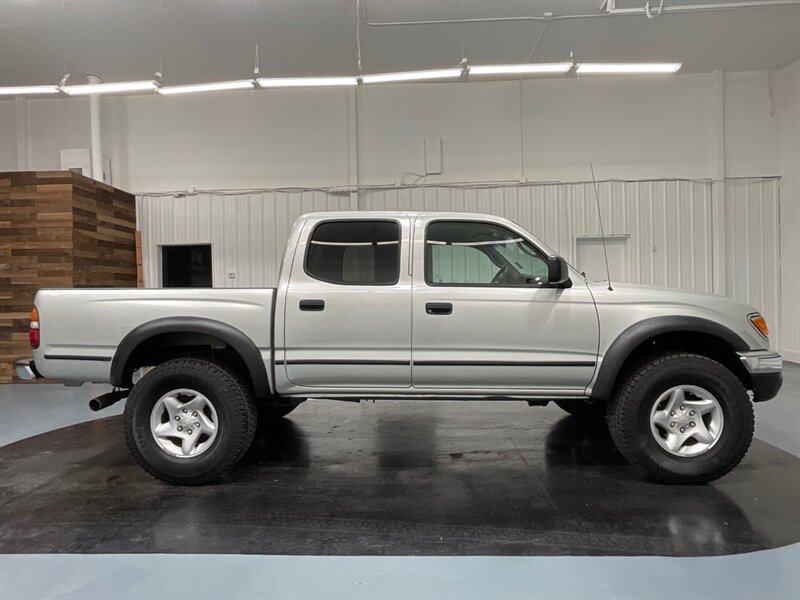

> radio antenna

[{"left": 589, "top": 162, "right": 613, "bottom": 291}]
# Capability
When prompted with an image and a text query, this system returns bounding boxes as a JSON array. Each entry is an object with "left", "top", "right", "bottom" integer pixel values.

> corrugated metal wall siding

[
  {"left": 359, "top": 180, "right": 716, "bottom": 293},
  {"left": 137, "top": 191, "right": 356, "bottom": 288},
  {"left": 137, "top": 177, "right": 780, "bottom": 344}
]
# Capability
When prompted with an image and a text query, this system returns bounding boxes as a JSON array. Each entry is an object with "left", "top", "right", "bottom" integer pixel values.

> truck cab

[{"left": 275, "top": 212, "right": 597, "bottom": 398}]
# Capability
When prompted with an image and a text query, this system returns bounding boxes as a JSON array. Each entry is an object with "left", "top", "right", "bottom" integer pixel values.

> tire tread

[
  {"left": 123, "top": 357, "right": 258, "bottom": 485},
  {"left": 607, "top": 352, "right": 754, "bottom": 484}
]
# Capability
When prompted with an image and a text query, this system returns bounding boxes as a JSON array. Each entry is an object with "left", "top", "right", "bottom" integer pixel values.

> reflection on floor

[
  {"left": 2, "top": 406, "right": 799, "bottom": 556},
  {"left": 0, "top": 361, "right": 798, "bottom": 599}
]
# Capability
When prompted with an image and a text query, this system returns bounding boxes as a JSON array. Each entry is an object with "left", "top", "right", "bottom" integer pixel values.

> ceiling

[{"left": 1, "top": 0, "right": 798, "bottom": 87}]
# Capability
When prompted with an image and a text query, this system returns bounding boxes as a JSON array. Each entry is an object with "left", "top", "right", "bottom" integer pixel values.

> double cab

[{"left": 17, "top": 212, "right": 783, "bottom": 485}]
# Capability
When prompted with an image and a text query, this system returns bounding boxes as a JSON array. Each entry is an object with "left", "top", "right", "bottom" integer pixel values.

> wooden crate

[{"left": 0, "top": 171, "right": 137, "bottom": 383}]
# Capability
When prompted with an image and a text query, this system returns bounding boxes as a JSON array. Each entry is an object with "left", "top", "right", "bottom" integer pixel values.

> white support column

[
  {"left": 14, "top": 97, "right": 29, "bottom": 170},
  {"left": 347, "top": 86, "right": 360, "bottom": 210},
  {"left": 87, "top": 75, "right": 104, "bottom": 182},
  {"left": 711, "top": 69, "right": 727, "bottom": 296}
]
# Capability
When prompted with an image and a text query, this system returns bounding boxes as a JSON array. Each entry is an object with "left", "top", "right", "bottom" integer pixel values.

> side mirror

[{"left": 547, "top": 256, "right": 572, "bottom": 288}]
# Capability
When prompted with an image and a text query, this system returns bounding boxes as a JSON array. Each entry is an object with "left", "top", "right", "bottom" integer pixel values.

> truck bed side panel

[{"left": 32, "top": 288, "right": 275, "bottom": 385}]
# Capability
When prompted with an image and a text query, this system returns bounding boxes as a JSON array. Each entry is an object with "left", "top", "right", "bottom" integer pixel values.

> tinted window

[
  {"left": 306, "top": 220, "right": 400, "bottom": 285},
  {"left": 426, "top": 221, "right": 548, "bottom": 287}
]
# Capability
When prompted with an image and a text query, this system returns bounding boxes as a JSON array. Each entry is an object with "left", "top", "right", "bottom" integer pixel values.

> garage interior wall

[
  {"left": 2, "top": 64, "right": 798, "bottom": 360},
  {"left": 137, "top": 177, "right": 781, "bottom": 346}
]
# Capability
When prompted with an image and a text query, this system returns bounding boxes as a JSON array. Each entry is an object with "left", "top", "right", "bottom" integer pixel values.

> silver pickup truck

[{"left": 17, "top": 211, "right": 783, "bottom": 485}]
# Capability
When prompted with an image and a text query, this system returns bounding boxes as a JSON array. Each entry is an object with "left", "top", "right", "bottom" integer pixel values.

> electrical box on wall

[
  {"left": 60, "top": 148, "right": 91, "bottom": 177},
  {"left": 59, "top": 148, "right": 112, "bottom": 184},
  {"left": 425, "top": 137, "right": 442, "bottom": 175}
]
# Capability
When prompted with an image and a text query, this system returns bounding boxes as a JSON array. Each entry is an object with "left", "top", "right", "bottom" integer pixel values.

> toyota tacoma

[{"left": 16, "top": 212, "right": 783, "bottom": 485}]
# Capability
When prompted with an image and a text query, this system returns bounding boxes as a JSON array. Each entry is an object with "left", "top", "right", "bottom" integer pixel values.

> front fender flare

[
  {"left": 589, "top": 316, "right": 749, "bottom": 400},
  {"left": 111, "top": 317, "right": 270, "bottom": 399}
]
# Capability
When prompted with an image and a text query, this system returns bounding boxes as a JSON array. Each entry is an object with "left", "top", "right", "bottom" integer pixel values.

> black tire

[
  {"left": 555, "top": 399, "right": 606, "bottom": 420},
  {"left": 123, "top": 357, "right": 258, "bottom": 485},
  {"left": 607, "top": 353, "right": 754, "bottom": 484}
]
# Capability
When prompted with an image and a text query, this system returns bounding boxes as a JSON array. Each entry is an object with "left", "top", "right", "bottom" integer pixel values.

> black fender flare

[
  {"left": 111, "top": 317, "right": 270, "bottom": 398},
  {"left": 590, "top": 316, "right": 749, "bottom": 400}
]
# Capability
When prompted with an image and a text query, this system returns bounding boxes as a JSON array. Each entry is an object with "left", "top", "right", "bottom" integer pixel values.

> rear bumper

[
  {"left": 15, "top": 359, "right": 42, "bottom": 381},
  {"left": 738, "top": 351, "right": 783, "bottom": 402}
]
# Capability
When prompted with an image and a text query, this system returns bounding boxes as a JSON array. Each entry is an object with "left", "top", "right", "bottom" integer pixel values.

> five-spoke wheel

[
  {"left": 150, "top": 389, "right": 219, "bottom": 458},
  {"left": 607, "top": 353, "right": 754, "bottom": 484},
  {"left": 124, "top": 358, "right": 257, "bottom": 485},
  {"left": 649, "top": 385, "right": 724, "bottom": 457}
]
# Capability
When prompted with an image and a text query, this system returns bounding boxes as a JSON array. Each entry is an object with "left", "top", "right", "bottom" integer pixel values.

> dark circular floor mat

[{"left": 1, "top": 401, "right": 798, "bottom": 556}]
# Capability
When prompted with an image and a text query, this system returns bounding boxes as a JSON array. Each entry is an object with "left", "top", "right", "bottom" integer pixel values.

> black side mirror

[{"left": 547, "top": 256, "right": 573, "bottom": 288}]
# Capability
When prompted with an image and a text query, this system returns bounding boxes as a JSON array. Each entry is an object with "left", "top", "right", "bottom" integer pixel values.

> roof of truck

[{"left": 300, "top": 211, "right": 511, "bottom": 220}]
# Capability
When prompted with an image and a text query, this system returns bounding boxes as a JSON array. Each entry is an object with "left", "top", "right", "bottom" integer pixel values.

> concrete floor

[{"left": 0, "top": 362, "right": 798, "bottom": 599}]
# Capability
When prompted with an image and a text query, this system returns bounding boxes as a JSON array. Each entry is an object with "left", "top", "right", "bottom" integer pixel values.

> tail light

[{"left": 29, "top": 306, "right": 40, "bottom": 349}]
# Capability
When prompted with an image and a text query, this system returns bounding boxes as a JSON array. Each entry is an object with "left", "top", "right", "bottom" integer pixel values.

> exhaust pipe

[{"left": 89, "top": 389, "right": 130, "bottom": 412}]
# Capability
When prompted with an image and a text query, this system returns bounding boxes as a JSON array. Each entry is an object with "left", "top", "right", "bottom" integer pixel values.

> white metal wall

[
  {"left": 137, "top": 177, "right": 781, "bottom": 345},
  {"left": 137, "top": 191, "right": 356, "bottom": 289}
]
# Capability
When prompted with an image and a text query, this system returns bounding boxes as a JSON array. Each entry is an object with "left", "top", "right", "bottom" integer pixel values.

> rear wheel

[
  {"left": 607, "top": 353, "right": 754, "bottom": 484},
  {"left": 555, "top": 399, "right": 606, "bottom": 420},
  {"left": 123, "top": 357, "right": 257, "bottom": 485}
]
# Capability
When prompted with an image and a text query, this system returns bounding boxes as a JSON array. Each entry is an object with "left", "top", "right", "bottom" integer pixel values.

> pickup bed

[{"left": 18, "top": 211, "right": 783, "bottom": 485}]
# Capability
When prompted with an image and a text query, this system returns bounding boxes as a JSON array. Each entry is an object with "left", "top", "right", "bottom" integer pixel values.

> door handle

[
  {"left": 426, "top": 302, "right": 452, "bottom": 315},
  {"left": 299, "top": 299, "right": 325, "bottom": 311}
]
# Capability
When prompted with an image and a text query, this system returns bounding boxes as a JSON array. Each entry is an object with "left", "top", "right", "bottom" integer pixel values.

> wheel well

[
  {"left": 608, "top": 331, "right": 751, "bottom": 398},
  {"left": 122, "top": 332, "right": 253, "bottom": 392}
]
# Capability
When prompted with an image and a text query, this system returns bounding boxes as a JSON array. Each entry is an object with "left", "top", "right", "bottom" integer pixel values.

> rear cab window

[{"left": 305, "top": 220, "right": 401, "bottom": 285}]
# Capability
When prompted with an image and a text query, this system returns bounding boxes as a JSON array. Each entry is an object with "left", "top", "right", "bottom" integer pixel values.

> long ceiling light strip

[
  {"left": 469, "top": 63, "right": 573, "bottom": 75},
  {"left": 577, "top": 63, "right": 682, "bottom": 74},
  {"left": 0, "top": 85, "right": 60, "bottom": 96},
  {"left": 257, "top": 76, "right": 358, "bottom": 88},
  {"left": 0, "top": 62, "right": 685, "bottom": 97},
  {"left": 62, "top": 80, "right": 158, "bottom": 95},
  {"left": 361, "top": 68, "right": 463, "bottom": 84},
  {"left": 159, "top": 80, "right": 254, "bottom": 95}
]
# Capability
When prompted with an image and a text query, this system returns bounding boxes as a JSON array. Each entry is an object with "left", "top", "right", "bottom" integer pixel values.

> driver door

[{"left": 410, "top": 216, "right": 599, "bottom": 392}]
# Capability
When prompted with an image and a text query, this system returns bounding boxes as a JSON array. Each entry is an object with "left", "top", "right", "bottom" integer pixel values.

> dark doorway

[{"left": 161, "top": 244, "right": 212, "bottom": 287}]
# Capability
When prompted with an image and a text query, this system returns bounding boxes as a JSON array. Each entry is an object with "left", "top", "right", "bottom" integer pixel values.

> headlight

[{"left": 749, "top": 313, "right": 769, "bottom": 339}]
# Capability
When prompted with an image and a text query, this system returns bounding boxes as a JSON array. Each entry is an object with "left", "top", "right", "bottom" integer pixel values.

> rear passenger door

[{"left": 282, "top": 217, "right": 412, "bottom": 388}]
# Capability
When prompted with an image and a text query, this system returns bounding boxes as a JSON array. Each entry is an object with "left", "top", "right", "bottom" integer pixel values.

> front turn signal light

[{"left": 749, "top": 314, "right": 769, "bottom": 339}]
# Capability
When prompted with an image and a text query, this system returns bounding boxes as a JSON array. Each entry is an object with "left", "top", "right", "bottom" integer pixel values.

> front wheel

[
  {"left": 123, "top": 357, "right": 258, "bottom": 485},
  {"left": 607, "top": 353, "right": 754, "bottom": 484}
]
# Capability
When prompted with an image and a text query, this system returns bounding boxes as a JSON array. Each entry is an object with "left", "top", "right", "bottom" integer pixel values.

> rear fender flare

[{"left": 111, "top": 317, "right": 270, "bottom": 399}]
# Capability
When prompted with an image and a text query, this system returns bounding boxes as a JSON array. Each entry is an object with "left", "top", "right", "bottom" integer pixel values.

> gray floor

[{"left": 1, "top": 363, "right": 798, "bottom": 599}]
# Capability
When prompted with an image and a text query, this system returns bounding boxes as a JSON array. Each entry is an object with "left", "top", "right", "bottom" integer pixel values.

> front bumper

[
  {"left": 15, "top": 359, "right": 41, "bottom": 381},
  {"left": 738, "top": 351, "right": 783, "bottom": 402}
]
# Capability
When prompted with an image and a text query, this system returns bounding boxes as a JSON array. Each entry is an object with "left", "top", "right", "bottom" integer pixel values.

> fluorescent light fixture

[
  {"left": 576, "top": 63, "right": 682, "bottom": 74},
  {"left": 0, "top": 85, "right": 60, "bottom": 96},
  {"left": 469, "top": 63, "right": 573, "bottom": 76},
  {"left": 361, "top": 68, "right": 463, "bottom": 84},
  {"left": 257, "top": 76, "right": 358, "bottom": 88},
  {"left": 159, "top": 80, "right": 254, "bottom": 95},
  {"left": 62, "top": 80, "right": 158, "bottom": 95}
]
